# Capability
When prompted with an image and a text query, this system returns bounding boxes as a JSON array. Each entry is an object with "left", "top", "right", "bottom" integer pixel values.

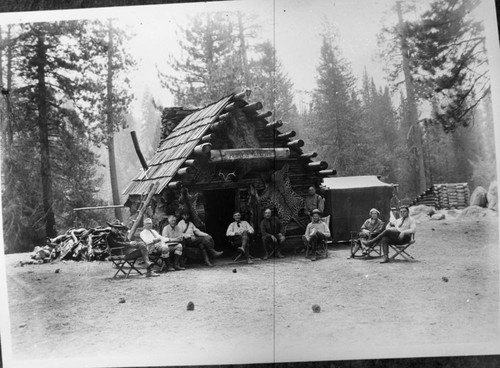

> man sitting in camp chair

[
  {"left": 351, "top": 208, "right": 385, "bottom": 257},
  {"left": 139, "top": 217, "right": 176, "bottom": 272},
  {"left": 260, "top": 208, "right": 286, "bottom": 260},
  {"left": 160, "top": 215, "right": 186, "bottom": 271},
  {"left": 302, "top": 209, "right": 331, "bottom": 261},
  {"left": 365, "top": 205, "right": 416, "bottom": 264},
  {"left": 178, "top": 211, "right": 223, "bottom": 267},
  {"left": 226, "top": 211, "right": 255, "bottom": 264},
  {"left": 106, "top": 219, "right": 159, "bottom": 277}
]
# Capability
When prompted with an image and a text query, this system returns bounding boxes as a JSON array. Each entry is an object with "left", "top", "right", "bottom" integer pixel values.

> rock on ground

[
  {"left": 470, "top": 186, "right": 488, "bottom": 207},
  {"left": 410, "top": 205, "right": 436, "bottom": 221},
  {"left": 459, "top": 205, "right": 497, "bottom": 218},
  {"left": 487, "top": 182, "right": 498, "bottom": 211},
  {"left": 431, "top": 213, "right": 445, "bottom": 220}
]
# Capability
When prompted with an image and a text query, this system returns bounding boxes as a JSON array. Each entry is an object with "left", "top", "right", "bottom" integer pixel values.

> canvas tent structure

[
  {"left": 321, "top": 176, "right": 395, "bottom": 242},
  {"left": 123, "top": 92, "right": 336, "bottom": 252}
]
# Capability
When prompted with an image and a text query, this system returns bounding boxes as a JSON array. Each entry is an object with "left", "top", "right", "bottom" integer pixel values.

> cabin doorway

[{"left": 204, "top": 189, "right": 237, "bottom": 252}]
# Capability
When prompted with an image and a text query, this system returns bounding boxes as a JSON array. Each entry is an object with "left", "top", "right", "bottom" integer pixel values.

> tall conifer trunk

[
  {"left": 106, "top": 21, "right": 122, "bottom": 221},
  {"left": 396, "top": 2, "right": 427, "bottom": 195},
  {"left": 36, "top": 29, "right": 56, "bottom": 238}
]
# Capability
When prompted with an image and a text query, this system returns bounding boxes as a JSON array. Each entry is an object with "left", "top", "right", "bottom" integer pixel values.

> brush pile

[{"left": 30, "top": 227, "right": 111, "bottom": 263}]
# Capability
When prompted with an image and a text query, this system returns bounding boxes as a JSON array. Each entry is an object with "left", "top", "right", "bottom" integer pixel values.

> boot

[
  {"left": 202, "top": 249, "right": 213, "bottom": 267},
  {"left": 208, "top": 247, "right": 223, "bottom": 258},
  {"left": 163, "top": 258, "right": 175, "bottom": 272},
  {"left": 173, "top": 254, "right": 185, "bottom": 271}
]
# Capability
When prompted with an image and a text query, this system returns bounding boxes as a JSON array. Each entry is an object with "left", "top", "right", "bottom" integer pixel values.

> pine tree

[
  {"left": 407, "top": 0, "right": 488, "bottom": 132},
  {"left": 311, "top": 29, "right": 362, "bottom": 175},
  {"left": 0, "top": 20, "right": 126, "bottom": 252},
  {"left": 249, "top": 41, "right": 296, "bottom": 122},
  {"left": 160, "top": 12, "right": 241, "bottom": 107}
]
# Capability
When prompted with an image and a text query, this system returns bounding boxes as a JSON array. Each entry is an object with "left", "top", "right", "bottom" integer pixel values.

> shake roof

[{"left": 123, "top": 95, "right": 233, "bottom": 196}]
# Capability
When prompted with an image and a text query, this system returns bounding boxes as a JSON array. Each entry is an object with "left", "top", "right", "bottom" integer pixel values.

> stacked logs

[
  {"left": 30, "top": 227, "right": 111, "bottom": 263},
  {"left": 411, "top": 183, "right": 470, "bottom": 209}
]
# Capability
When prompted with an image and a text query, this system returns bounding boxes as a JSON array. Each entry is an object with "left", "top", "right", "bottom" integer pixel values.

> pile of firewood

[{"left": 30, "top": 227, "right": 111, "bottom": 263}]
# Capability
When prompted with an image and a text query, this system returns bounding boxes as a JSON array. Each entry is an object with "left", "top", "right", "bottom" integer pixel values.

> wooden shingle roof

[{"left": 123, "top": 95, "right": 233, "bottom": 196}]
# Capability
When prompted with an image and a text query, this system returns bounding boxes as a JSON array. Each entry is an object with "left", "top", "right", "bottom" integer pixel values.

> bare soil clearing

[{"left": 3, "top": 215, "right": 500, "bottom": 366}]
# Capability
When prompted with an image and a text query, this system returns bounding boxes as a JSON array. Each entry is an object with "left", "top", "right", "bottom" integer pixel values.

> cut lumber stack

[{"left": 411, "top": 183, "right": 470, "bottom": 209}]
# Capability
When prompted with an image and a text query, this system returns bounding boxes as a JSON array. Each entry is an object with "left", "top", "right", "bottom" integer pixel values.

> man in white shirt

[
  {"left": 160, "top": 215, "right": 186, "bottom": 270},
  {"left": 139, "top": 218, "right": 176, "bottom": 272},
  {"left": 178, "top": 211, "right": 222, "bottom": 267},
  {"left": 302, "top": 209, "right": 331, "bottom": 261},
  {"left": 226, "top": 212, "right": 255, "bottom": 264},
  {"left": 366, "top": 206, "right": 416, "bottom": 263}
]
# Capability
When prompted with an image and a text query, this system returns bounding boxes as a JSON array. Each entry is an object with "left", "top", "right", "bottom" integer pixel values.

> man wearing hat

[
  {"left": 106, "top": 219, "right": 159, "bottom": 277},
  {"left": 366, "top": 205, "right": 416, "bottom": 263},
  {"left": 140, "top": 218, "right": 176, "bottom": 272},
  {"left": 302, "top": 209, "right": 330, "bottom": 261},
  {"left": 351, "top": 208, "right": 385, "bottom": 256}
]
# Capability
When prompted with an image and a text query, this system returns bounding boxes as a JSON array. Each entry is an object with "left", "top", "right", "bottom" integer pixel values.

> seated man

[
  {"left": 260, "top": 208, "right": 286, "bottom": 259},
  {"left": 366, "top": 206, "right": 416, "bottom": 264},
  {"left": 106, "top": 219, "right": 159, "bottom": 277},
  {"left": 351, "top": 208, "right": 385, "bottom": 257},
  {"left": 302, "top": 209, "right": 331, "bottom": 261},
  {"left": 177, "top": 211, "right": 222, "bottom": 267},
  {"left": 226, "top": 211, "right": 255, "bottom": 264},
  {"left": 160, "top": 215, "right": 186, "bottom": 270},
  {"left": 140, "top": 217, "right": 175, "bottom": 272}
]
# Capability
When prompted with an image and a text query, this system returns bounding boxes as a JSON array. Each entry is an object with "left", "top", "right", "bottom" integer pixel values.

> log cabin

[{"left": 123, "top": 92, "right": 336, "bottom": 254}]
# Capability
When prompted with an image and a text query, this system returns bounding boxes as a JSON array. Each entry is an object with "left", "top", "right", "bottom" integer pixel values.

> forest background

[{"left": 0, "top": 0, "right": 498, "bottom": 253}]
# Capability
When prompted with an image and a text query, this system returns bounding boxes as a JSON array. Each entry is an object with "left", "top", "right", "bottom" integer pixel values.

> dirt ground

[{"left": 2, "top": 213, "right": 500, "bottom": 367}]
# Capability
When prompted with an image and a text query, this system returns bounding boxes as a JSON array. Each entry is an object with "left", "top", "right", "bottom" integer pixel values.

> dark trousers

[
  {"left": 123, "top": 241, "right": 150, "bottom": 264},
  {"left": 262, "top": 234, "right": 285, "bottom": 253},
  {"left": 374, "top": 229, "right": 411, "bottom": 257},
  {"left": 302, "top": 232, "right": 326, "bottom": 252},
  {"left": 184, "top": 235, "right": 215, "bottom": 250},
  {"left": 231, "top": 231, "right": 250, "bottom": 249}
]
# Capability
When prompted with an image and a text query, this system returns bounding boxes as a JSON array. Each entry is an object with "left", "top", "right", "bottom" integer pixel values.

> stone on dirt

[
  {"left": 487, "top": 181, "right": 498, "bottom": 211},
  {"left": 431, "top": 213, "right": 445, "bottom": 220},
  {"left": 187, "top": 301, "right": 195, "bottom": 311},
  {"left": 119, "top": 298, "right": 126, "bottom": 303},
  {"left": 470, "top": 186, "right": 488, "bottom": 207},
  {"left": 312, "top": 304, "right": 321, "bottom": 313},
  {"left": 459, "top": 205, "right": 492, "bottom": 218},
  {"left": 410, "top": 205, "right": 435, "bottom": 221}
]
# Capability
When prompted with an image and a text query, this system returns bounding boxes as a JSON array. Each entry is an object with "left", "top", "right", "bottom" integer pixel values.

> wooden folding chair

[
  {"left": 107, "top": 245, "right": 143, "bottom": 278},
  {"left": 305, "top": 216, "right": 331, "bottom": 259},
  {"left": 350, "top": 231, "right": 383, "bottom": 258},
  {"left": 389, "top": 234, "right": 416, "bottom": 261}
]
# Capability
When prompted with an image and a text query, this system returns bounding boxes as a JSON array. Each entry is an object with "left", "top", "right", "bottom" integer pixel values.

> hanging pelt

[
  {"left": 179, "top": 187, "right": 204, "bottom": 227},
  {"left": 259, "top": 164, "right": 306, "bottom": 230}
]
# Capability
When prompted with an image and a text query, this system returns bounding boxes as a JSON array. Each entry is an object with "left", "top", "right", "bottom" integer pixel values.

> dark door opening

[{"left": 204, "top": 189, "right": 236, "bottom": 252}]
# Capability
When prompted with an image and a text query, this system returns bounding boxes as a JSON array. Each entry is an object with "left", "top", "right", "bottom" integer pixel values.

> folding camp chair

[
  {"left": 305, "top": 216, "right": 331, "bottom": 259},
  {"left": 388, "top": 234, "right": 416, "bottom": 261},
  {"left": 350, "top": 231, "right": 383, "bottom": 258},
  {"left": 107, "top": 244, "right": 143, "bottom": 278},
  {"left": 228, "top": 236, "right": 259, "bottom": 262}
]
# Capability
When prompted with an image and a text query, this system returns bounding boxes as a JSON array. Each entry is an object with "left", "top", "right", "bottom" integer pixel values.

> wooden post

[
  {"left": 299, "top": 152, "right": 318, "bottom": 159},
  {"left": 307, "top": 161, "right": 328, "bottom": 171},
  {"left": 130, "top": 131, "right": 148, "bottom": 171},
  {"left": 265, "top": 120, "right": 283, "bottom": 129},
  {"left": 318, "top": 169, "right": 337, "bottom": 176},
  {"left": 256, "top": 111, "right": 272, "bottom": 120},
  {"left": 277, "top": 131, "right": 296, "bottom": 140},
  {"left": 127, "top": 181, "right": 159, "bottom": 240},
  {"left": 242, "top": 102, "right": 263, "bottom": 112}
]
